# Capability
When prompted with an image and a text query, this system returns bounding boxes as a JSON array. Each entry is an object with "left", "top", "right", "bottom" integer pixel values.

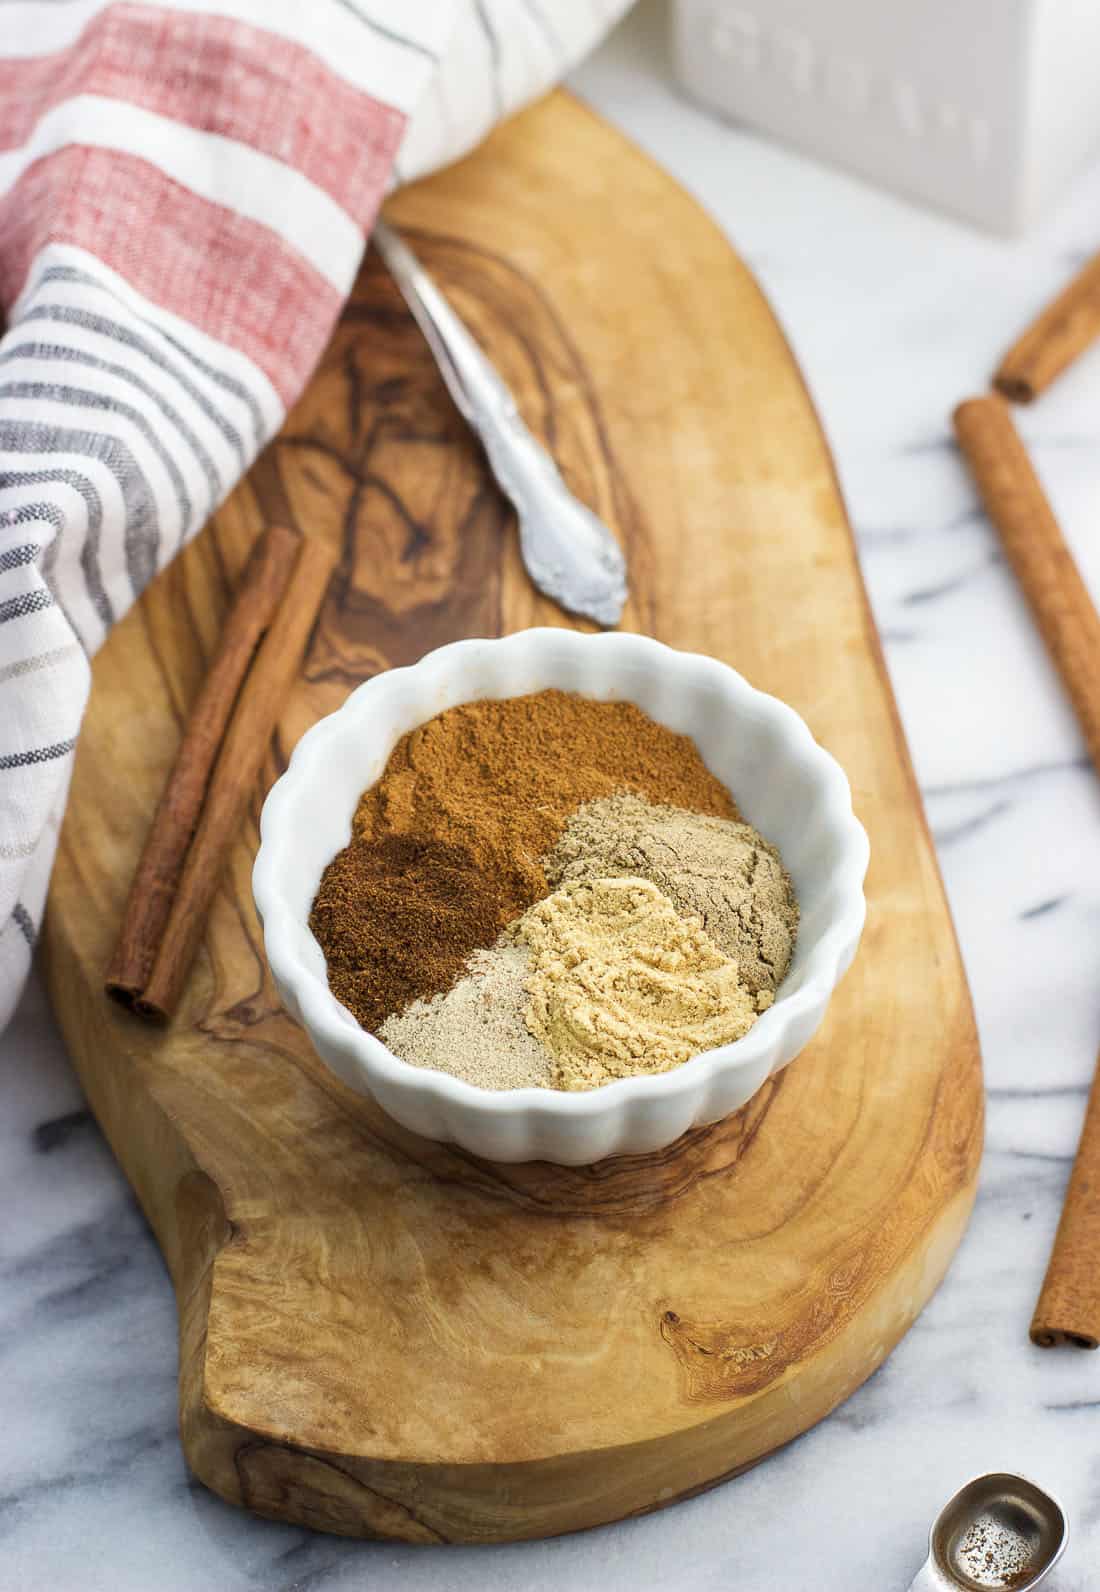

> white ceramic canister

[{"left": 672, "top": 0, "right": 1100, "bottom": 233}]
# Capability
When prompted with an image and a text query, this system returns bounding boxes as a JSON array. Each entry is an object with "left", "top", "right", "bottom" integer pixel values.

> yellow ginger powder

[{"left": 517, "top": 876, "right": 759, "bottom": 1091}]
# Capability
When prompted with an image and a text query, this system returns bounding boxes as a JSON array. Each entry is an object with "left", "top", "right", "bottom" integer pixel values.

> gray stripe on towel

[{"left": 0, "top": 419, "right": 161, "bottom": 598}]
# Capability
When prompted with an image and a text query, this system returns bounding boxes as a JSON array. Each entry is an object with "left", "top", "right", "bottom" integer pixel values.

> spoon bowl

[{"left": 908, "top": 1473, "right": 1068, "bottom": 1590}]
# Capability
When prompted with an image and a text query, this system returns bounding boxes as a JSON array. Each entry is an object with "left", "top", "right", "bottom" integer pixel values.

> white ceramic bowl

[{"left": 254, "top": 630, "right": 869, "bottom": 1165}]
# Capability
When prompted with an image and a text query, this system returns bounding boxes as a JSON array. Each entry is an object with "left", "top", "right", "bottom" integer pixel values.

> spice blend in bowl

[
  {"left": 309, "top": 690, "right": 799, "bottom": 1092},
  {"left": 255, "top": 629, "right": 868, "bottom": 1163}
]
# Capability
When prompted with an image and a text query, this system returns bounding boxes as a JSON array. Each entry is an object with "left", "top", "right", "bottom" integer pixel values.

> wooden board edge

[
  {"left": 186, "top": 1176, "right": 983, "bottom": 1542},
  {"left": 39, "top": 931, "right": 982, "bottom": 1542}
]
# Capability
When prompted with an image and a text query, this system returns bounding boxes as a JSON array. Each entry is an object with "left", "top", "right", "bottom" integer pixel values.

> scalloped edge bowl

[{"left": 254, "top": 629, "right": 869, "bottom": 1165}]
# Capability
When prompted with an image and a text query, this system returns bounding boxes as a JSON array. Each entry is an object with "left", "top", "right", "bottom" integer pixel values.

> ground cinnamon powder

[{"left": 310, "top": 690, "right": 738, "bottom": 1032}]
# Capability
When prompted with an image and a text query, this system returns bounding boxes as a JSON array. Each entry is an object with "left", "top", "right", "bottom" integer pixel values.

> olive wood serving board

[{"left": 41, "top": 91, "right": 983, "bottom": 1543}]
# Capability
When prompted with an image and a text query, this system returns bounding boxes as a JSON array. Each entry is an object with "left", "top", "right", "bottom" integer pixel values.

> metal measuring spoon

[
  {"left": 907, "top": 1473, "right": 1067, "bottom": 1590},
  {"left": 372, "top": 220, "right": 628, "bottom": 629}
]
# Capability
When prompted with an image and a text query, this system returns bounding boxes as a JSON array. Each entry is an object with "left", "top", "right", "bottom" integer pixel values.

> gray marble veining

[{"left": 5, "top": 2, "right": 1100, "bottom": 1586}]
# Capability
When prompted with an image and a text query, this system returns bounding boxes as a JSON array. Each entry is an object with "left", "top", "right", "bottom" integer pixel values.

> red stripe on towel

[
  {"left": 0, "top": 147, "right": 349, "bottom": 402},
  {"left": 0, "top": 4, "right": 404, "bottom": 219}
]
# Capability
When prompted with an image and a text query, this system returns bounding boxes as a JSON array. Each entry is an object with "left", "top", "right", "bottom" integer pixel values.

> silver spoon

[
  {"left": 907, "top": 1473, "right": 1068, "bottom": 1590},
  {"left": 372, "top": 220, "right": 628, "bottom": 629}
]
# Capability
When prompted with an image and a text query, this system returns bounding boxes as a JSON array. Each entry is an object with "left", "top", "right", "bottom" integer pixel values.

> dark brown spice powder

[{"left": 310, "top": 689, "right": 738, "bottom": 1032}]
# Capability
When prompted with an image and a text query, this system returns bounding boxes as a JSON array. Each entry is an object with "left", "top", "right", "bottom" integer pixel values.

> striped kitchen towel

[{"left": 0, "top": 0, "right": 633, "bottom": 1030}]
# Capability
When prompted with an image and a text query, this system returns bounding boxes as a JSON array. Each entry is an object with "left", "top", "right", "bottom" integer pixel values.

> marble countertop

[{"left": 6, "top": 4, "right": 1100, "bottom": 1588}]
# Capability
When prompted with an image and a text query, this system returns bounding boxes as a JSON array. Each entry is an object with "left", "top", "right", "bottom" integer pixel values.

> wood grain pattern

[{"left": 40, "top": 92, "right": 983, "bottom": 1543}]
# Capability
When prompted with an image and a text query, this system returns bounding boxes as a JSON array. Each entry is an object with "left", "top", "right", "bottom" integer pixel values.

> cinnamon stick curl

[
  {"left": 954, "top": 393, "right": 1100, "bottom": 1348},
  {"left": 1030, "top": 1049, "right": 1100, "bottom": 1349},
  {"left": 105, "top": 524, "right": 300, "bottom": 1009},
  {"left": 995, "top": 249, "right": 1100, "bottom": 404},
  {"left": 953, "top": 395, "right": 1100, "bottom": 774},
  {"left": 136, "top": 534, "right": 336, "bottom": 1022}
]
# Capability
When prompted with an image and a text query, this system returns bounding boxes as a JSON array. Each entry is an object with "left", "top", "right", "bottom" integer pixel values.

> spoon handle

[
  {"left": 371, "top": 220, "right": 516, "bottom": 437},
  {"left": 371, "top": 218, "right": 628, "bottom": 627}
]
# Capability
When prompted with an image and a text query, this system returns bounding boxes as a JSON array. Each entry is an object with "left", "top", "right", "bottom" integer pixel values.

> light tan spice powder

[
  {"left": 544, "top": 793, "right": 798, "bottom": 996},
  {"left": 518, "top": 876, "right": 757, "bottom": 1091}
]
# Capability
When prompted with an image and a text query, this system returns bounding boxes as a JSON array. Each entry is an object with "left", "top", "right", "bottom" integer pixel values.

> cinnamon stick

[
  {"left": 105, "top": 524, "right": 301, "bottom": 1009},
  {"left": 994, "top": 249, "right": 1100, "bottom": 403},
  {"left": 954, "top": 394, "right": 1100, "bottom": 1347},
  {"left": 953, "top": 395, "right": 1100, "bottom": 774},
  {"left": 1031, "top": 1053, "right": 1100, "bottom": 1348},
  {"left": 135, "top": 535, "right": 336, "bottom": 1022}
]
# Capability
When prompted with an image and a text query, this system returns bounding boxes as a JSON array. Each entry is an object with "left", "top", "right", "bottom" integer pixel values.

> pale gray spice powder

[
  {"left": 379, "top": 943, "right": 550, "bottom": 1090},
  {"left": 544, "top": 793, "right": 798, "bottom": 997}
]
